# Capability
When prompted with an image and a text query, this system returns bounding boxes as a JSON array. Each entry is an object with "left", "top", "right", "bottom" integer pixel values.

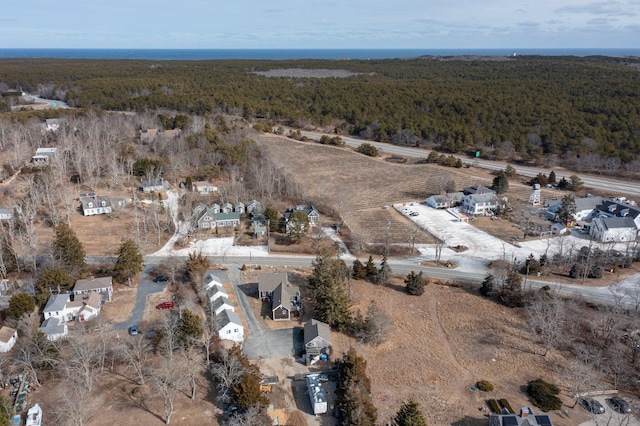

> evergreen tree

[
  {"left": 7, "top": 293, "right": 35, "bottom": 319},
  {"left": 365, "top": 255, "right": 378, "bottom": 282},
  {"left": 548, "top": 170, "right": 557, "bottom": 184},
  {"left": 404, "top": 271, "right": 426, "bottom": 296},
  {"left": 35, "top": 268, "right": 75, "bottom": 307},
  {"left": 336, "top": 349, "right": 377, "bottom": 426},
  {"left": 287, "top": 210, "right": 309, "bottom": 243},
  {"left": 492, "top": 170, "right": 509, "bottom": 194},
  {"left": 177, "top": 309, "right": 203, "bottom": 346},
  {"left": 569, "top": 174, "right": 584, "bottom": 192},
  {"left": 479, "top": 274, "right": 494, "bottom": 297},
  {"left": 569, "top": 263, "right": 580, "bottom": 279},
  {"left": 522, "top": 253, "right": 541, "bottom": 275},
  {"left": 377, "top": 254, "right": 392, "bottom": 285},
  {"left": 113, "top": 239, "right": 144, "bottom": 284},
  {"left": 52, "top": 222, "right": 86, "bottom": 275},
  {"left": 555, "top": 195, "right": 576, "bottom": 225},
  {"left": 308, "top": 249, "right": 352, "bottom": 331},
  {"left": 352, "top": 259, "right": 367, "bottom": 280},
  {"left": 504, "top": 164, "right": 517, "bottom": 178},
  {"left": 394, "top": 399, "right": 428, "bottom": 426},
  {"left": 264, "top": 206, "right": 280, "bottom": 232}
]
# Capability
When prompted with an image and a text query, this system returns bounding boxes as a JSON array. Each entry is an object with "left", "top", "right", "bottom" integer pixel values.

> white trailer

[{"left": 306, "top": 374, "right": 328, "bottom": 415}]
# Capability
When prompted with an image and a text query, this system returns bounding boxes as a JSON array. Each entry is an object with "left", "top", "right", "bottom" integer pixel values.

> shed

[
  {"left": 304, "top": 319, "right": 332, "bottom": 356},
  {"left": 0, "top": 326, "right": 17, "bottom": 352}
]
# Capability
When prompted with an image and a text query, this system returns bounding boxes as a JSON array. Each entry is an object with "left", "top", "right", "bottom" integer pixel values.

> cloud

[
  {"left": 556, "top": 1, "right": 638, "bottom": 17},
  {"left": 587, "top": 17, "right": 614, "bottom": 25},
  {"left": 517, "top": 21, "right": 540, "bottom": 27}
]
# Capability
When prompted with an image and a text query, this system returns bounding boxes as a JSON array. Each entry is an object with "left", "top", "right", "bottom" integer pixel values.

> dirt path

[{"left": 428, "top": 295, "right": 476, "bottom": 391}]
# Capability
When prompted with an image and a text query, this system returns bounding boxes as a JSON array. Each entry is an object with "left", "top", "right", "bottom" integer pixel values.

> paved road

[{"left": 298, "top": 130, "right": 640, "bottom": 197}]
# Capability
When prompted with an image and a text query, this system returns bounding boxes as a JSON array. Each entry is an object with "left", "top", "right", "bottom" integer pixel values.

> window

[
  {"left": 226, "top": 330, "right": 231, "bottom": 334},
  {"left": 233, "top": 328, "right": 238, "bottom": 333},
  {"left": 88, "top": 202, "right": 93, "bottom": 208},
  {"left": 101, "top": 201, "right": 106, "bottom": 207}
]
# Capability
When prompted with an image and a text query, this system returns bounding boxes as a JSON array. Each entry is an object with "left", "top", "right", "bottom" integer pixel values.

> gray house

[
  {"left": 304, "top": 319, "right": 332, "bottom": 356},
  {"left": 140, "top": 179, "right": 169, "bottom": 192},
  {"left": 271, "top": 283, "right": 301, "bottom": 321},
  {"left": 258, "top": 272, "right": 288, "bottom": 299}
]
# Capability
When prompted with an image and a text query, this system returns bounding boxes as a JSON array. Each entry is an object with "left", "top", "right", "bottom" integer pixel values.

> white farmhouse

[
  {"left": 214, "top": 309, "right": 244, "bottom": 342},
  {"left": 38, "top": 317, "right": 68, "bottom": 341},
  {"left": 590, "top": 217, "right": 638, "bottom": 243},
  {"left": 461, "top": 193, "right": 500, "bottom": 216}
]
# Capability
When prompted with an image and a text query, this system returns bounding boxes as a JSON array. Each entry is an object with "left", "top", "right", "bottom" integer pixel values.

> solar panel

[
  {"left": 535, "top": 415, "right": 552, "bottom": 426},
  {"left": 502, "top": 416, "right": 518, "bottom": 426}
]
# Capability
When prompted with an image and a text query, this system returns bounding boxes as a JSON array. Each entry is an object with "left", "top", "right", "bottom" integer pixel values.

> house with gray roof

[
  {"left": 214, "top": 309, "right": 243, "bottom": 342},
  {"left": 590, "top": 216, "right": 638, "bottom": 243},
  {"left": 489, "top": 407, "right": 554, "bottom": 426},
  {"left": 425, "top": 192, "right": 465, "bottom": 209},
  {"left": 79, "top": 194, "right": 112, "bottom": 216},
  {"left": 211, "top": 296, "right": 235, "bottom": 316},
  {"left": 139, "top": 179, "right": 168, "bottom": 192},
  {"left": 207, "top": 284, "right": 228, "bottom": 303},
  {"left": 258, "top": 272, "right": 288, "bottom": 299},
  {"left": 38, "top": 317, "right": 68, "bottom": 341},
  {"left": 304, "top": 319, "right": 332, "bottom": 356},
  {"left": 271, "top": 283, "right": 301, "bottom": 321},
  {"left": 73, "top": 276, "right": 112, "bottom": 303},
  {"left": 461, "top": 192, "right": 502, "bottom": 216},
  {"left": 284, "top": 205, "right": 319, "bottom": 233}
]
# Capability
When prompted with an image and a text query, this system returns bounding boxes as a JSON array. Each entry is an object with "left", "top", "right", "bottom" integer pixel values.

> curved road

[{"left": 298, "top": 130, "right": 640, "bottom": 197}]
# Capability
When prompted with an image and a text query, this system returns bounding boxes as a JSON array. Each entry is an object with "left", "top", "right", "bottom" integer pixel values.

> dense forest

[{"left": 1, "top": 55, "right": 640, "bottom": 171}]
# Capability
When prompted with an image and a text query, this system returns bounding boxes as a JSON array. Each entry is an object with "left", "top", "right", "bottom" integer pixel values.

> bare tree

[
  {"left": 210, "top": 347, "right": 247, "bottom": 404},
  {"left": 151, "top": 358, "right": 186, "bottom": 425},
  {"left": 121, "top": 336, "right": 151, "bottom": 385},
  {"left": 526, "top": 293, "right": 565, "bottom": 356},
  {"left": 61, "top": 336, "right": 100, "bottom": 392},
  {"left": 181, "top": 346, "right": 205, "bottom": 400},
  {"left": 54, "top": 381, "right": 92, "bottom": 426}
]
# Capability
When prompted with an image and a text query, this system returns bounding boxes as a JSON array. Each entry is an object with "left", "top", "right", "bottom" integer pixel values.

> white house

[
  {"left": 461, "top": 193, "right": 501, "bottom": 216},
  {"left": 590, "top": 216, "right": 638, "bottom": 243},
  {"left": 192, "top": 181, "right": 218, "bottom": 194},
  {"left": 0, "top": 208, "right": 13, "bottom": 221},
  {"left": 140, "top": 179, "right": 168, "bottom": 192},
  {"left": 0, "top": 326, "right": 17, "bottom": 353},
  {"left": 38, "top": 317, "right": 68, "bottom": 341},
  {"left": 31, "top": 147, "right": 57, "bottom": 163},
  {"left": 235, "top": 202, "right": 245, "bottom": 214},
  {"left": 574, "top": 196, "right": 604, "bottom": 221},
  {"left": 42, "top": 294, "right": 74, "bottom": 322},
  {"left": 214, "top": 309, "right": 244, "bottom": 342},
  {"left": 45, "top": 118, "right": 65, "bottom": 132},
  {"left": 284, "top": 205, "right": 320, "bottom": 233},
  {"left": 210, "top": 296, "right": 235, "bottom": 315},
  {"left": 246, "top": 200, "right": 262, "bottom": 215},
  {"left": 73, "top": 276, "right": 113, "bottom": 303},
  {"left": 550, "top": 223, "right": 568, "bottom": 235},
  {"left": 79, "top": 194, "right": 112, "bottom": 216}
]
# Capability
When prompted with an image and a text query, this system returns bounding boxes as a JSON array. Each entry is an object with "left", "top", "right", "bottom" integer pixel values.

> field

[{"left": 257, "top": 134, "right": 563, "bottom": 249}]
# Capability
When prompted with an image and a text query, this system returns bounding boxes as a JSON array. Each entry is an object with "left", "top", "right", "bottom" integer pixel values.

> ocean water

[{"left": 0, "top": 48, "right": 639, "bottom": 60}]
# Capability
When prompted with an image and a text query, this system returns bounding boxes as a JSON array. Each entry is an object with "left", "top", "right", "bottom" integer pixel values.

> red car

[{"left": 156, "top": 301, "right": 174, "bottom": 310}]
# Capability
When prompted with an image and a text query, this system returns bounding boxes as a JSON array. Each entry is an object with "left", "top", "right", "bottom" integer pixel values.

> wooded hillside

[{"left": 1, "top": 55, "right": 639, "bottom": 172}]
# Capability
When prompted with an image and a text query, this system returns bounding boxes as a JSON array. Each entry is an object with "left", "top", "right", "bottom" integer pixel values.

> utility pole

[{"left": 386, "top": 221, "right": 391, "bottom": 254}]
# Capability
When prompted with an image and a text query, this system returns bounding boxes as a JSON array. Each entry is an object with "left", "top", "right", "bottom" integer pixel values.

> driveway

[
  {"left": 112, "top": 265, "right": 168, "bottom": 331},
  {"left": 227, "top": 264, "right": 304, "bottom": 360}
]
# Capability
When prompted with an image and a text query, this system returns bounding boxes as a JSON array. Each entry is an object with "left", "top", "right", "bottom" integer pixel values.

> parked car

[
  {"left": 607, "top": 397, "right": 632, "bottom": 414},
  {"left": 128, "top": 325, "right": 139, "bottom": 336},
  {"left": 579, "top": 397, "right": 605, "bottom": 414},
  {"left": 153, "top": 275, "right": 169, "bottom": 283},
  {"left": 156, "top": 301, "right": 175, "bottom": 310}
]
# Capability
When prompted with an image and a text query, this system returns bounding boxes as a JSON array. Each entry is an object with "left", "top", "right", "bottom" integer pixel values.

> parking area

[{"left": 578, "top": 395, "right": 640, "bottom": 426}]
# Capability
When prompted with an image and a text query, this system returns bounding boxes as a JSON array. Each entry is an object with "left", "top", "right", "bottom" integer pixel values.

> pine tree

[
  {"left": 35, "top": 268, "right": 75, "bottom": 307},
  {"left": 394, "top": 399, "right": 428, "bottom": 426},
  {"left": 352, "top": 259, "right": 367, "bottom": 280},
  {"left": 404, "top": 271, "right": 426, "bottom": 296},
  {"left": 337, "top": 349, "right": 377, "bottom": 426},
  {"left": 548, "top": 170, "right": 557, "bottom": 184},
  {"left": 479, "top": 274, "right": 494, "bottom": 297},
  {"left": 365, "top": 255, "right": 378, "bottom": 282},
  {"left": 308, "top": 249, "right": 352, "bottom": 332},
  {"left": 177, "top": 309, "right": 203, "bottom": 346},
  {"left": 378, "top": 254, "right": 392, "bottom": 285},
  {"left": 264, "top": 206, "right": 280, "bottom": 232},
  {"left": 492, "top": 170, "right": 509, "bottom": 194},
  {"left": 8, "top": 293, "right": 35, "bottom": 319},
  {"left": 113, "top": 239, "right": 144, "bottom": 284},
  {"left": 52, "top": 222, "right": 86, "bottom": 275}
]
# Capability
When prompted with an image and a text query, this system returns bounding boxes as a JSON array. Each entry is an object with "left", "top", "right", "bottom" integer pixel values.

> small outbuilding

[{"left": 0, "top": 326, "right": 17, "bottom": 353}]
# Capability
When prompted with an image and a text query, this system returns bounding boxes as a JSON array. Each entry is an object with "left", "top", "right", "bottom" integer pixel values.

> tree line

[{"left": 2, "top": 56, "right": 640, "bottom": 171}]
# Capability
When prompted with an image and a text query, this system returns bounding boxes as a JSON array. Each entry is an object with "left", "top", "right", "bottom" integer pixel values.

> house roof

[
  {"left": 272, "top": 283, "right": 299, "bottom": 311},
  {"left": 43, "top": 294, "right": 70, "bottom": 312},
  {"left": 467, "top": 193, "right": 498, "bottom": 204},
  {"left": 67, "top": 292, "right": 101, "bottom": 310},
  {"left": 427, "top": 192, "right": 465, "bottom": 204},
  {"left": 598, "top": 200, "right": 640, "bottom": 219},
  {"left": 141, "top": 179, "right": 165, "bottom": 187},
  {"left": 35, "top": 147, "right": 57, "bottom": 155},
  {"left": 203, "top": 271, "right": 222, "bottom": 287},
  {"left": 80, "top": 195, "right": 111, "bottom": 210},
  {"left": 214, "top": 309, "right": 242, "bottom": 329},
  {"left": 211, "top": 296, "right": 233, "bottom": 311},
  {"left": 74, "top": 276, "right": 112, "bottom": 292},
  {"left": 463, "top": 185, "right": 494, "bottom": 195},
  {"left": 489, "top": 413, "right": 554, "bottom": 426},
  {"left": 38, "top": 317, "right": 67, "bottom": 336},
  {"left": 258, "top": 272, "right": 288, "bottom": 294},
  {"left": 207, "top": 284, "right": 228, "bottom": 297},
  {"left": 0, "top": 326, "right": 16, "bottom": 343},
  {"left": 211, "top": 212, "right": 240, "bottom": 221},
  {"left": 575, "top": 196, "right": 604, "bottom": 212},
  {"left": 600, "top": 216, "right": 637, "bottom": 230},
  {"left": 284, "top": 205, "right": 318, "bottom": 221},
  {"left": 304, "top": 319, "right": 331, "bottom": 346}
]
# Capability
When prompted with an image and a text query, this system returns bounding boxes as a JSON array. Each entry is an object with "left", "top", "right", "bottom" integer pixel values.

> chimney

[{"left": 520, "top": 407, "right": 529, "bottom": 418}]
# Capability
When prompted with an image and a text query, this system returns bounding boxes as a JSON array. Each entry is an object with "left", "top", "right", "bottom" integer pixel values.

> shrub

[
  {"left": 527, "top": 379, "right": 562, "bottom": 412},
  {"left": 241, "top": 264, "right": 247, "bottom": 271},
  {"left": 477, "top": 380, "right": 494, "bottom": 392},
  {"left": 356, "top": 143, "right": 379, "bottom": 157}
]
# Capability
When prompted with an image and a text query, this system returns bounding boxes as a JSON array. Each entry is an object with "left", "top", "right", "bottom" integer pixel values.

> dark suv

[
  {"left": 607, "top": 397, "right": 631, "bottom": 414},
  {"left": 579, "top": 397, "right": 605, "bottom": 414},
  {"left": 153, "top": 275, "right": 169, "bottom": 283}
]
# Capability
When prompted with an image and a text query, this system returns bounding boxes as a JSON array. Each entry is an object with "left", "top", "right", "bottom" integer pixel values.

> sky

[{"left": 1, "top": 0, "right": 639, "bottom": 49}]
